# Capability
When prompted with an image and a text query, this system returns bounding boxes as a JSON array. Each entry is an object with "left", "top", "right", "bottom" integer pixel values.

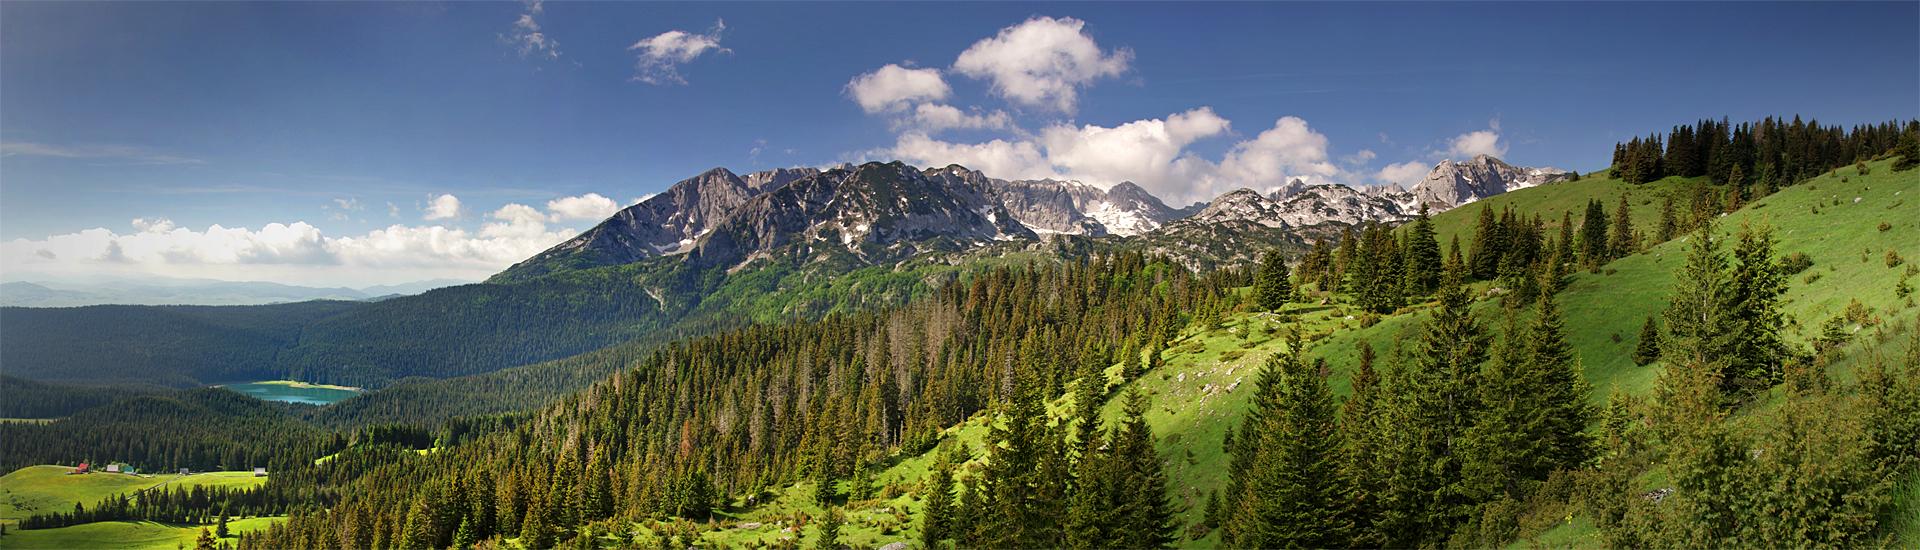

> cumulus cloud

[
  {"left": 1038, "top": 107, "right": 1229, "bottom": 195},
  {"left": 952, "top": 16, "right": 1132, "bottom": 113},
  {"left": 1447, "top": 126, "right": 1506, "bottom": 159},
  {"left": 504, "top": 0, "right": 561, "bottom": 60},
  {"left": 1, "top": 141, "right": 203, "bottom": 165},
  {"left": 629, "top": 19, "right": 728, "bottom": 85},
  {"left": 906, "top": 104, "right": 1013, "bottom": 132},
  {"left": 1377, "top": 160, "right": 1432, "bottom": 189},
  {"left": 1210, "top": 116, "right": 1343, "bottom": 193},
  {"left": 423, "top": 194, "right": 462, "bottom": 220},
  {"left": 1, "top": 215, "right": 579, "bottom": 287},
  {"left": 881, "top": 110, "right": 1378, "bottom": 205},
  {"left": 545, "top": 193, "right": 620, "bottom": 222},
  {"left": 890, "top": 133, "right": 1057, "bottom": 182},
  {"left": 847, "top": 64, "right": 951, "bottom": 113}
]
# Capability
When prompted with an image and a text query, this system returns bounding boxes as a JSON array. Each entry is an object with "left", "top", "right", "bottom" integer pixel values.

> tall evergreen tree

[
  {"left": 1376, "top": 263, "right": 1489, "bottom": 546},
  {"left": 1468, "top": 206, "right": 1503, "bottom": 280},
  {"left": 920, "top": 454, "right": 957, "bottom": 549},
  {"left": 1662, "top": 221, "right": 1738, "bottom": 395},
  {"left": 1402, "top": 204, "right": 1443, "bottom": 296},
  {"left": 1633, "top": 316, "right": 1661, "bottom": 366},
  {"left": 1579, "top": 199, "right": 1610, "bottom": 267},
  {"left": 1224, "top": 329, "right": 1350, "bottom": 548},
  {"left": 1108, "top": 389, "right": 1179, "bottom": 549},
  {"left": 1338, "top": 341, "right": 1386, "bottom": 547},
  {"left": 1609, "top": 193, "right": 1636, "bottom": 258},
  {"left": 1656, "top": 192, "right": 1680, "bottom": 242},
  {"left": 1725, "top": 223, "right": 1791, "bottom": 393},
  {"left": 1255, "top": 249, "right": 1292, "bottom": 312}
]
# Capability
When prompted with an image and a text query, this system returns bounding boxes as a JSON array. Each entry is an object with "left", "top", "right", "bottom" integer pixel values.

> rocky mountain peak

[{"left": 1410, "top": 155, "right": 1575, "bottom": 211}]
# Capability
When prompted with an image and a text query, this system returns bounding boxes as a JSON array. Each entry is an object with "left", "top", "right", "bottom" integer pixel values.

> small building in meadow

[
  {"left": 179, "top": 468, "right": 191, "bottom": 476},
  {"left": 253, "top": 467, "right": 268, "bottom": 477},
  {"left": 72, "top": 463, "right": 91, "bottom": 474},
  {"left": 104, "top": 464, "right": 121, "bottom": 473}
]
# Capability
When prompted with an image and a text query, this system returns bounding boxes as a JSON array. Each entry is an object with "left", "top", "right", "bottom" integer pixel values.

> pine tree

[
  {"left": 520, "top": 501, "right": 554, "bottom": 550},
  {"left": 1894, "top": 122, "right": 1919, "bottom": 171},
  {"left": 1376, "top": 263, "right": 1488, "bottom": 546},
  {"left": 1063, "top": 422, "right": 1113, "bottom": 550},
  {"left": 1633, "top": 316, "right": 1661, "bottom": 366},
  {"left": 817, "top": 507, "right": 843, "bottom": 550},
  {"left": 921, "top": 450, "right": 957, "bottom": 549},
  {"left": 976, "top": 369, "right": 1065, "bottom": 548},
  {"left": 1402, "top": 204, "right": 1443, "bottom": 296},
  {"left": 1338, "top": 341, "right": 1386, "bottom": 547},
  {"left": 1609, "top": 193, "right": 1636, "bottom": 258},
  {"left": 1108, "top": 388, "right": 1178, "bottom": 549},
  {"left": 1223, "top": 328, "right": 1350, "bottom": 548},
  {"left": 452, "top": 516, "right": 479, "bottom": 550},
  {"left": 1255, "top": 249, "right": 1292, "bottom": 312},
  {"left": 195, "top": 528, "right": 217, "bottom": 550},
  {"left": 1526, "top": 292, "right": 1594, "bottom": 472},
  {"left": 1662, "top": 221, "right": 1737, "bottom": 397},
  {"left": 215, "top": 512, "right": 230, "bottom": 538},
  {"left": 1656, "top": 193, "right": 1680, "bottom": 242},
  {"left": 1461, "top": 312, "right": 1545, "bottom": 501},
  {"left": 1725, "top": 223, "right": 1791, "bottom": 393},
  {"left": 1469, "top": 206, "right": 1503, "bottom": 280},
  {"left": 1579, "top": 199, "right": 1610, "bottom": 268}
]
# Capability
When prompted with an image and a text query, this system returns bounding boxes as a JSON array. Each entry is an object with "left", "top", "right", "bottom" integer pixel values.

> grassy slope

[
  {"left": 0, "top": 516, "right": 282, "bottom": 549},
  {"left": 0, "top": 466, "right": 268, "bottom": 528},
  {"left": 688, "top": 159, "right": 1918, "bottom": 548}
]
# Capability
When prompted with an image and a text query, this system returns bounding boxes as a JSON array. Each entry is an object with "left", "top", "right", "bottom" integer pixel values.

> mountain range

[{"left": 499, "top": 155, "right": 1570, "bottom": 281}]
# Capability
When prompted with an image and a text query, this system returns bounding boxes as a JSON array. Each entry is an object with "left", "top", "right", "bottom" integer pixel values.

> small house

[
  {"left": 253, "top": 467, "right": 268, "bottom": 477},
  {"left": 72, "top": 463, "right": 91, "bottom": 474},
  {"left": 104, "top": 464, "right": 121, "bottom": 473},
  {"left": 179, "top": 468, "right": 191, "bottom": 476}
]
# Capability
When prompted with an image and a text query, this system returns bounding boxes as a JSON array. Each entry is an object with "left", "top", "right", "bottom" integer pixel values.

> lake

[{"left": 220, "top": 380, "right": 362, "bottom": 406}]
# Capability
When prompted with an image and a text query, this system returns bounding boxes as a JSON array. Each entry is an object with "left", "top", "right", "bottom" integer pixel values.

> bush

[
  {"left": 1890, "top": 249, "right": 1908, "bottom": 269},
  {"left": 1881, "top": 222, "right": 1895, "bottom": 232},
  {"left": 1856, "top": 161, "right": 1871, "bottom": 175},
  {"left": 1779, "top": 252, "right": 1814, "bottom": 275}
]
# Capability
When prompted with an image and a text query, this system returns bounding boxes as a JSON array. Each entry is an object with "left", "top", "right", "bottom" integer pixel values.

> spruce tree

[
  {"left": 1403, "top": 204, "right": 1443, "bottom": 296},
  {"left": 1469, "top": 206, "right": 1503, "bottom": 280},
  {"left": 1579, "top": 199, "right": 1610, "bottom": 268},
  {"left": 195, "top": 528, "right": 217, "bottom": 550},
  {"left": 1657, "top": 193, "right": 1680, "bottom": 242},
  {"left": 1376, "top": 263, "right": 1488, "bottom": 546},
  {"left": 1662, "top": 221, "right": 1738, "bottom": 396},
  {"left": 452, "top": 516, "right": 479, "bottom": 550},
  {"left": 1109, "top": 388, "right": 1178, "bottom": 549},
  {"left": 1256, "top": 249, "right": 1292, "bottom": 312},
  {"left": 1224, "top": 328, "right": 1350, "bottom": 548},
  {"left": 921, "top": 450, "right": 957, "bottom": 549},
  {"left": 817, "top": 507, "right": 843, "bottom": 550},
  {"left": 1338, "top": 341, "right": 1386, "bottom": 547},
  {"left": 1725, "top": 223, "right": 1790, "bottom": 392},
  {"left": 1526, "top": 292, "right": 1594, "bottom": 472},
  {"left": 520, "top": 504, "right": 554, "bottom": 550},
  {"left": 215, "top": 512, "right": 230, "bottom": 538},
  {"left": 1461, "top": 312, "right": 1545, "bottom": 501},
  {"left": 1633, "top": 316, "right": 1661, "bottom": 366},
  {"left": 1609, "top": 193, "right": 1636, "bottom": 258}
]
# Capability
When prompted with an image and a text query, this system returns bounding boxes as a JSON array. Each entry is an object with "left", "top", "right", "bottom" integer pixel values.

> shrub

[
  {"left": 1890, "top": 249, "right": 1908, "bottom": 269},
  {"left": 1857, "top": 161, "right": 1871, "bottom": 175},
  {"left": 1779, "top": 252, "right": 1814, "bottom": 275},
  {"left": 1803, "top": 272, "right": 1824, "bottom": 285},
  {"left": 1881, "top": 221, "right": 1895, "bottom": 232}
]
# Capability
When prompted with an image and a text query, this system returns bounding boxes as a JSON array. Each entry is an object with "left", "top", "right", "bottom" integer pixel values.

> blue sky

[{"left": 2, "top": 1, "right": 1915, "bottom": 286}]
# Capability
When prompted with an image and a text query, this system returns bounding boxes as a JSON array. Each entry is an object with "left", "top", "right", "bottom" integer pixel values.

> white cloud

[
  {"left": 331, "top": 198, "right": 364, "bottom": 211},
  {"left": 629, "top": 19, "right": 728, "bottom": 85},
  {"left": 952, "top": 16, "right": 1132, "bottom": 113},
  {"left": 2, "top": 215, "right": 580, "bottom": 287},
  {"left": 545, "top": 193, "right": 620, "bottom": 222},
  {"left": 1447, "top": 127, "right": 1506, "bottom": 159},
  {"left": 423, "top": 194, "right": 462, "bottom": 221},
  {"left": 1342, "top": 149, "right": 1377, "bottom": 165},
  {"left": 504, "top": 0, "right": 561, "bottom": 60},
  {"left": 847, "top": 64, "right": 951, "bottom": 114},
  {"left": 1211, "top": 116, "right": 1343, "bottom": 193},
  {"left": 1377, "top": 160, "right": 1432, "bottom": 189},
  {"left": 889, "top": 133, "right": 1057, "bottom": 182},
  {"left": 1038, "top": 107, "right": 1229, "bottom": 197},
  {"left": 0, "top": 141, "right": 203, "bottom": 165},
  {"left": 906, "top": 104, "right": 1013, "bottom": 132}
]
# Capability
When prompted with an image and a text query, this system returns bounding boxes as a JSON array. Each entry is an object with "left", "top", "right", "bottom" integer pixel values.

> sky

[{"left": 2, "top": 1, "right": 1915, "bottom": 287}]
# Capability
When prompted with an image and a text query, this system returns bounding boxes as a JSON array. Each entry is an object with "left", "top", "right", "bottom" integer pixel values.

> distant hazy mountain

[{"left": 0, "top": 277, "right": 470, "bottom": 307}]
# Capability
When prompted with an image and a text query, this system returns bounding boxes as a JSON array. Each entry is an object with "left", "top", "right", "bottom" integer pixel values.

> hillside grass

[
  {"left": 0, "top": 516, "right": 282, "bottom": 549},
  {"left": 0, "top": 465, "right": 268, "bottom": 530}
]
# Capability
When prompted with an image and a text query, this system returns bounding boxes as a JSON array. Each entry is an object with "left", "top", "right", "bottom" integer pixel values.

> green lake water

[{"left": 221, "top": 382, "right": 361, "bottom": 406}]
